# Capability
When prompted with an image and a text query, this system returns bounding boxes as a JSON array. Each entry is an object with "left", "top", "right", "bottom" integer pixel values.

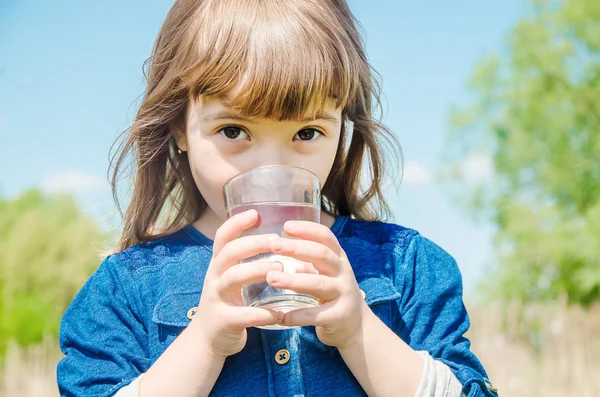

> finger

[
  {"left": 268, "top": 255, "right": 319, "bottom": 275},
  {"left": 283, "top": 221, "right": 342, "bottom": 254},
  {"left": 214, "top": 234, "right": 280, "bottom": 274},
  {"left": 270, "top": 238, "right": 341, "bottom": 276},
  {"left": 213, "top": 209, "right": 259, "bottom": 256},
  {"left": 228, "top": 307, "right": 285, "bottom": 328},
  {"left": 218, "top": 261, "right": 283, "bottom": 297},
  {"left": 292, "top": 259, "right": 319, "bottom": 274},
  {"left": 281, "top": 301, "right": 336, "bottom": 327},
  {"left": 266, "top": 272, "right": 340, "bottom": 302}
]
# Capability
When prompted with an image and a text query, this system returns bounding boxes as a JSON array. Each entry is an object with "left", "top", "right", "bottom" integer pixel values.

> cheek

[
  {"left": 187, "top": 142, "right": 239, "bottom": 218},
  {"left": 309, "top": 158, "right": 335, "bottom": 189},
  {"left": 300, "top": 139, "right": 339, "bottom": 187}
]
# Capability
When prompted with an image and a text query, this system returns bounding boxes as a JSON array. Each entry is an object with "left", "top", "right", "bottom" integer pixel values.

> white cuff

[
  {"left": 414, "top": 351, "right": 464, "bottom": 397},
  {"left": 112, "top": 373, "right": 143, "bottom": 397}
]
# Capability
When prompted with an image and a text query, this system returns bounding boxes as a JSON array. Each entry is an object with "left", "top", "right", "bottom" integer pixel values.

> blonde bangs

[{"left": 183, "top": 0, "right": 360, "bottom": 119}]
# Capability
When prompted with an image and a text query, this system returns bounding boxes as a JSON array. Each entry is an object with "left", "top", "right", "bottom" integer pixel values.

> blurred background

[{"left": 1, "top": 0, "right": 599, "bottom": 396}]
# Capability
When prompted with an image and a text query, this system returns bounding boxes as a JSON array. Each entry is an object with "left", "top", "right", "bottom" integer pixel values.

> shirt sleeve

[
  {"left": 396, "top": 234, "right": 498, "bottom": 397},
  {"left": 57, "top": 255, "right": 150, "bottom": 397}
]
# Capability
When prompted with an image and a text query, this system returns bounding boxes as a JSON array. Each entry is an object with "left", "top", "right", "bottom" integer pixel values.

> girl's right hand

[{"left": 187, "top": 209, "right": 286, "bottom": 358}]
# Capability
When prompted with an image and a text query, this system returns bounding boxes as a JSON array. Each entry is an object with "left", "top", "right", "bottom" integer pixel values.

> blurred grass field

[{"left": 2, "top": 301, "right": 599, "bottom": 397}]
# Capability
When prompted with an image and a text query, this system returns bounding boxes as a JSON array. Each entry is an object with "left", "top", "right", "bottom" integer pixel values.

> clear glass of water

[{"left": 223, "top": 165, "right": 321, "bottom": 330}]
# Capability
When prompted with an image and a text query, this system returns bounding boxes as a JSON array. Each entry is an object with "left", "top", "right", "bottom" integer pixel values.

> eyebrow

[{"left": 202, "top": 110, "right": 339, "bottom": 125}]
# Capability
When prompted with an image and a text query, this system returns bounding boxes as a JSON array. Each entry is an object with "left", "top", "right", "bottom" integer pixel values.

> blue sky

[{"left": 0, "top": 0, "right": 528, "bottom": 294}]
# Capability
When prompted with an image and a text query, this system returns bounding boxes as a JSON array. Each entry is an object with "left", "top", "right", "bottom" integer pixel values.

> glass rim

[{"left": 222, "top": 165, "right": 320, "bottom": 193}]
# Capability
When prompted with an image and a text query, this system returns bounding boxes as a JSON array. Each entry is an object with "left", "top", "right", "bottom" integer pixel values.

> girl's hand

[
  {"left": 265, "top": 221, "right": 370, "bottom": 349},
  {"left": 190, "top": 210, "right": 315, "bottom": 358}
]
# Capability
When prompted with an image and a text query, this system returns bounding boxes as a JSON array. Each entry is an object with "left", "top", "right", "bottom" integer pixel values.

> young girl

[{"left": 57, "top": 0, "right": 497, "bottom": 396}]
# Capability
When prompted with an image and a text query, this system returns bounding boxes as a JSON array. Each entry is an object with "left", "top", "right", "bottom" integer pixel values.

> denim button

[
  {"left": 186, "top": 307, "right": 198, "bottom": 320},
  {"left": 484, "top": 380, "right": 498, "bottom": 393},
  {"left": 275, "top": 349, "right": 290, "bottom": 364}
]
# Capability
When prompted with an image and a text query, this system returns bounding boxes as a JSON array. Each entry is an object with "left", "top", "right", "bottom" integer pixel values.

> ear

[{"left": 171, "top": 125, "right": 188, "bottom": 152}]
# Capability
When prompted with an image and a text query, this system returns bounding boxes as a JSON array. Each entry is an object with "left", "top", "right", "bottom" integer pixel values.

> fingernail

[
  {"left": 268, "top": 272, "right": 280, "bottom": 283},
  {"left": 277, "top": 311, "right": 285, "bottom": 322},
  {"left": 268, "top": 235, "right": 283, "bottom": 251},
  {"left": 271, "top": 261, "right": 283, "bottom": 270},
  {"left": 244, "top": 209, "right": 255, "bottom": 216}
]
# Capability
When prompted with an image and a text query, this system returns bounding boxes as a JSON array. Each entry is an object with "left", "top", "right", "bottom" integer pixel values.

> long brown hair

[{"left": 110, "top": 0, "right": 402, "bottom": 252}]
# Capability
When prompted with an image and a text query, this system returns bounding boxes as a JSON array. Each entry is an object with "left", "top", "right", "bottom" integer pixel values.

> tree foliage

[
  {"left": 0, "top": 190, "right": 106, "bottom": 354},
  {"left": 444, "top": 0, "right": 600, "bottom": 304}
]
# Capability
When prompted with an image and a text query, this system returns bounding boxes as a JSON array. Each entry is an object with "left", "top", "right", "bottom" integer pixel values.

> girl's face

[{"left": 179, "top": 95, "right": 343, "bottom": 226}]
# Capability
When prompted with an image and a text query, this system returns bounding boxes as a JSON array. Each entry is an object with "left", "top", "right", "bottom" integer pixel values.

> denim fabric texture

[{"left": 57, "top": 217, "right": 498, "bottom": 397}]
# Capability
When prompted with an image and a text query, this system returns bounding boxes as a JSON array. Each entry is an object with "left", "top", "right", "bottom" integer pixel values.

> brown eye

[
  {"left": 294, "top": 129, "right": 321, "bottom": 141},
  {"left": 219, "top": 126, "right": 248, "bottom": 140}
]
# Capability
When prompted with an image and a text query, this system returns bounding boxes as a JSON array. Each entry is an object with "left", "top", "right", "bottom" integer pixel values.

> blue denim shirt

[{"left": 57, "top": 217, "right": 497, "bottom": 397}]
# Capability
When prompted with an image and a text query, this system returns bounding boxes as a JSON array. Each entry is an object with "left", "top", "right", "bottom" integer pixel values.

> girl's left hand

[{"left": 266, "top": 220, "right": 369, "bottom": 349}]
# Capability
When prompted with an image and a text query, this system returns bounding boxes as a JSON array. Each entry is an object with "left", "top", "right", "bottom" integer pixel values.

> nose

[{"left": 252, "top": 142, "right": 289, "bottom": 168}]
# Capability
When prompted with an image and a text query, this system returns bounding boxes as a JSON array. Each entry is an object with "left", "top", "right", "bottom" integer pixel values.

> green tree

[
  {"left": 0, "top": 189, "right": 106, "bottom": 354},
  {"left": 443, "top": 0, "right": 600, "bottom": 305}
]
